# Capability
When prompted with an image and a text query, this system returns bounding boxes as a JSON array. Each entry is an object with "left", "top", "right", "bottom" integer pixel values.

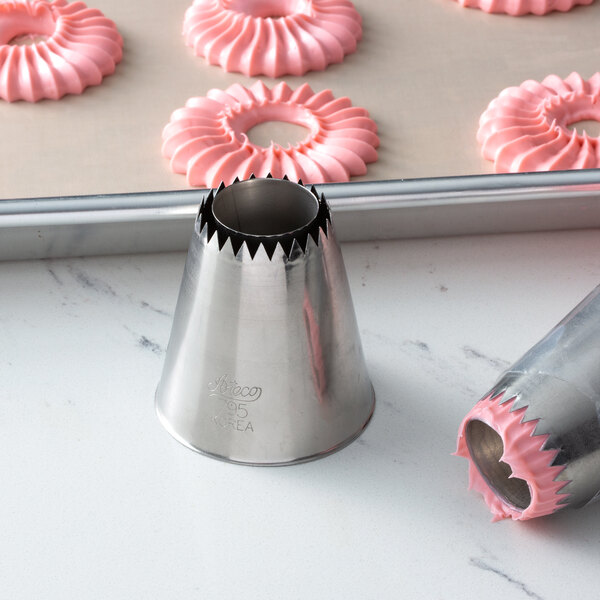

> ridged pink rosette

[
  {"left": 183, "top": 0, "right": 362, "bottom": 77},
  {"left": 162, "top": 81, "right": 379, "bottom": 187},
  {"left": 478, "top": 72, "right": 600, "bottom": 173},
  {"left": 451, "top": 0, "right": 593, "bottom": 15},
  {"left": 456, "top": 393, "right": 570, "bottom": 521},
  {"left": 0, "top": 0, "right": 122, "bottom": 102}
]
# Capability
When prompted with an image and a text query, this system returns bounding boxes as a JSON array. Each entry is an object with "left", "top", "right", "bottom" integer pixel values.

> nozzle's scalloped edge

[
  {"left": 455, "top": 392, "right": 571, "bottom": 521},
  {"left": 197, "top": 176, "right": 331, "bottom": 260}
]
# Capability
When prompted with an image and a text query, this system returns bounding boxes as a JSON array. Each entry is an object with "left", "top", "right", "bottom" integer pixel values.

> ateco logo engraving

[{"left": 209, "top": 374, "right": 261, "bottom": 433}]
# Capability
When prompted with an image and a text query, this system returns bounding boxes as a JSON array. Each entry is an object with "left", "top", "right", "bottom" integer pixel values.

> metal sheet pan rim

[{"left": 2, "top": 169, "right": 600, "bottom": 261}]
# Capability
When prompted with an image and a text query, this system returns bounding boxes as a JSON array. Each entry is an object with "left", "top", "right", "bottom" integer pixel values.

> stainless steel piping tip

[
  {"left": 155, "top": 176, "right": 375, "bottom": 465},
  {"left": 456, "top": 285, "right": 600, "bottom": 520}
]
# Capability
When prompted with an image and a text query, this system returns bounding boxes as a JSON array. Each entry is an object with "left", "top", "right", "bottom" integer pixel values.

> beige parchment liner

[{"left": 1, "top": 0, "right": 600, "bottom": 199}]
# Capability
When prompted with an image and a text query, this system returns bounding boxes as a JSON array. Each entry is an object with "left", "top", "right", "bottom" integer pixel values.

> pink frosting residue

[
  {"left": 183, "top": 0, "right": 362, "bottom": 77},
  {"left": 456, "top": 393, "right": 570, "bottom": 521},
  {"left": 0, "top": 0, "right": 122, "bottom": 102},
  {"left": 451, "top": 0, "right": 593, "bottom": 15},
  {"left": 478, "top": 72, "right": 600, "bottom": 172},
  {"left": 162, "top": 80, "right": 379, "bottom": 187}
]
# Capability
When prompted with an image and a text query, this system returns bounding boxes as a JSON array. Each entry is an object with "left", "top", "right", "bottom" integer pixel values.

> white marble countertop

[{"left": 2, "top": 229, "right": 600, "bottom": 599}]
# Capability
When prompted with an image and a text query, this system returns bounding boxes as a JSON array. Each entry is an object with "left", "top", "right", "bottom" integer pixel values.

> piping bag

[{"left": 456, "top": 285, "right": 600, "bottom": 521}]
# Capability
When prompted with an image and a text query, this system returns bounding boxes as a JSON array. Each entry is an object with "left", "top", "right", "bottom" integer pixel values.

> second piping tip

[
  {"left": 456, "top": 285, "right": 600, "bottom": 521},
  {"left": 456, "top": 392, "right": 569, "bottom": 521}
]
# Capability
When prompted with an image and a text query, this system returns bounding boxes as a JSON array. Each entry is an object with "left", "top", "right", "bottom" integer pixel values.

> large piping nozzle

[
  {"left": 156, "top": 177, "right": 375, "bottom": 465},
  {"left": 457, "top": 285, "right": 600, "bottom": 520}
]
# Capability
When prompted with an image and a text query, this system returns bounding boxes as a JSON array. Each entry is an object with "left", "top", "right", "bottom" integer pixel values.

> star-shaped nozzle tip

[{"left": 197, "top": 176, "right": 330, "bottom": 260}]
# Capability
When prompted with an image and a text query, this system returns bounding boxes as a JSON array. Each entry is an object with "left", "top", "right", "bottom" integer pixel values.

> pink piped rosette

[
  {"left": 162, "top": 81, "right": 379, "bottom": 187},
  {"left": 0, "top": 0, "right": 122, "bottom": 102},
  {"left": 451, "top": 0, "right": 593, "bottom": 15},
  {"left": 183, "top": 0, "right": 362, "bottom": 77},
  {"left": 456, "top": 393, "right": 570, "bottom": 521},
  {"left": 478, "top": 72, "right": 600, "bottom": 173}
]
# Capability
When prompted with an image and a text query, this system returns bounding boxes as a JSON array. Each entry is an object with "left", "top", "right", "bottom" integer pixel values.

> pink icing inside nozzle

[{"left": 455, "top": 393, "right": 570, "bottom": 521}]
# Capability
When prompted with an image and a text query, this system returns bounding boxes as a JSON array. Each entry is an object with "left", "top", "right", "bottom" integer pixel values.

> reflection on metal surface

[
  {"left": 155, "top": 178, "right": 375, "bottom": 465},
  {"left": 460, "top": 284, "right": 600, "bottom": 520},
  {"left": 2, "top": 170, "right": 600, "bottom": 260},
  {"left": 466, "top": 420, "right": 531, "bottom": 510},
  {"left": 484, "top": 285, "right": 600, "bottom": 511}
]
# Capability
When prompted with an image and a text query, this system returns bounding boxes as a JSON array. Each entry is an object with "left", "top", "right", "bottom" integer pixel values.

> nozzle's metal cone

[
  {"left": 156, "top": 177, "right": 375, "bottom": 465},
  {"left": 456, "top": 285, "right": 600, "bottom": 520}
]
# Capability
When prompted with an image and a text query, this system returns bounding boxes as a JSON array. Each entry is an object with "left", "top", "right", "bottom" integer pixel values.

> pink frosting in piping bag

[
  {"left": 182, "top": 0, "right": 362, "bottom": 77},
  {"left": 456, "top": 393, "right": 570, "bottom": 521},
  {"left": 478, "top": 72, "right": 600, "bottom": 173},
  {"left": 0, "top": 0, "right": 122, "bottom": 102},
  {"left": 162, "top": 80, "right": 379, "bottom": 187},
  {"left": 451, "top": 0, "right": 593, "bottom": 15}
]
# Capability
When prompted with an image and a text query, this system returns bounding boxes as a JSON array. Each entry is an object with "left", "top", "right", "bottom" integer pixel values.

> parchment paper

[{"left": 2, "top": 0, "right": 600, "bottom": 199}]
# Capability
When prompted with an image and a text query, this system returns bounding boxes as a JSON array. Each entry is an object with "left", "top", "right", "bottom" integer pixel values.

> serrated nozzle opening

[
  {"left": 212, "top": 178, "right": 319, "bottom": 236},
  {"left": 199, "top": 177, "right": 331, "bottom": 259},
  {"left": 466, "top": 419, "right": 532, "bottom": 511}
]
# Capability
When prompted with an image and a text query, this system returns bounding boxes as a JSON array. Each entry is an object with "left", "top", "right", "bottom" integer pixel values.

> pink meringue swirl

[
  {"left": 478, "top": 72, "right": 600, "bottom": 173},
  {"left": 451, "top": 0, "right": 593, "bottom": 15},
  {"left": 0, "top": 0, "right": 122, "bottom": 102},
  {"left": 182, "top": 0, "right": 362, "bottom": 77},
  {"left": 162, "top": 81, "right": 379, "bottom": 187}
]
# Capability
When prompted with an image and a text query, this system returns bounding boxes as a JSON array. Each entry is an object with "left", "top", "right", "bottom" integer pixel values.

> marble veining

[
  {"left": 406, "top": 340, "right": 430, "bottom": 352},
  {"left": 137, "top": 335, "right": 165, "bottom": 356},
  {"left": 45, "top": 264, "right": 63, "bottom": 286},
  {"left": 462, "top": 345, "right": 511, "bottom": 370},
  {"left": 67, "top": 264, "right": 117, "bottom": 297},
  {"left": 379, "top": 397, "right": 404, "bottom": 415},
  {"left": 2, "top": 232, "right": 600, "bottom": 599},
  {"left": 469, "top": 557, "right": 545, "bottom": 600},
  {"left": 139, "top": 300, "right": 171, "bottom": 317},
  {"left": 362, "top": 328, "right": 480, "bottom": 398}
]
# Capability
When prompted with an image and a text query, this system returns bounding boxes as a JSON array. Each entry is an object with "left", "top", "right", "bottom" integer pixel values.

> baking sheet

[
  {"left": 3, "top": 0, "right": 600, "bottom": 261},
  {"left": 3, "top": 171, "right": 600, "bottom": 260},
  {"left": 2, "top": 0, "right": 600, "bottom": 200}
]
